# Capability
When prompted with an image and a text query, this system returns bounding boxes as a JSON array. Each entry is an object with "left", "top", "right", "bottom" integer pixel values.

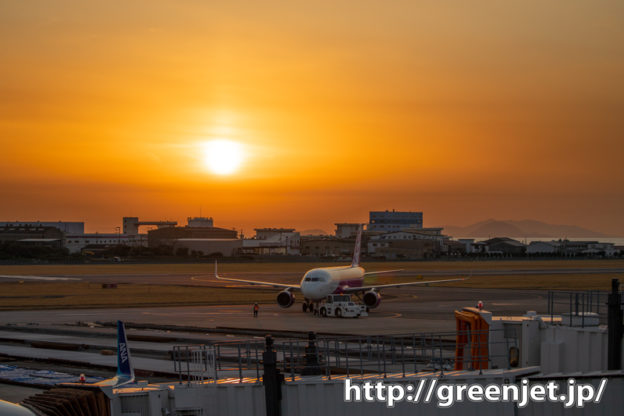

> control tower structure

[{"left": 123, "top": 217, "right": 177, "bottom": 236}]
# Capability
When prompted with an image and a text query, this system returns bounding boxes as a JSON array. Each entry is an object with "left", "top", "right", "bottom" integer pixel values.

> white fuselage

[
  {"left": 0, "top": 400, "right": 36, "bottom": 415},
  {"left": 299, "top": 266, "right": 364, "bottom": 301}
]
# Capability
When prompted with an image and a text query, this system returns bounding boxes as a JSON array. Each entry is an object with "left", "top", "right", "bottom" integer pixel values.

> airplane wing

[
  {"left": 214, "top": 262, "right": 300, "bottom": 290},
  {"left": 343, "top": 277, "right": 468, "bottom": 293},
  {"left": 363, "top": 269, "right": 403, "bottom": 276}
]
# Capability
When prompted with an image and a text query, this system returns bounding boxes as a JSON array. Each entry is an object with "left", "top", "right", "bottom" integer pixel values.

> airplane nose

[{"left": 301, "top": 282, "right": 318, "bottom": 300}]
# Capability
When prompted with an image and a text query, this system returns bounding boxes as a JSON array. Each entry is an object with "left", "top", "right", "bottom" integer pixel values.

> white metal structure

[
  {"left": 109, "top": 369, "right": 624, "bottom": 416},
  {"left": 215, "top": 226, "right": 466, "bottom": 312}
]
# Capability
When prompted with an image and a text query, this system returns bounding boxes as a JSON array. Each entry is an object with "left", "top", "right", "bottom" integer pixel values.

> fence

[
  {"left": 172, "top": 328, "right": 518, "bottom": 384},
  {"left": 546, "top": 289, "right": 623, "bottom": 327}
]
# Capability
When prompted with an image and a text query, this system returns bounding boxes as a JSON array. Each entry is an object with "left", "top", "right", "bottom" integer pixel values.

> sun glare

[{"left": 202, "top": 140, "right": 244, "bottom": 175}]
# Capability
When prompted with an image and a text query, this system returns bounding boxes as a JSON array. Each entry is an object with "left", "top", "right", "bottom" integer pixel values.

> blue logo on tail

[{"left": 116, "top": 321, "right": 133, "bottom": 380}]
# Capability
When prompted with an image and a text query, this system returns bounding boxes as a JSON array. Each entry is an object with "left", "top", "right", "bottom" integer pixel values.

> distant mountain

[
  {"left": 299, "top": 229, "right": 329, "bottom": 236},
  {"left": 444, "top": 219, "right": 611, "bottom": 238}
]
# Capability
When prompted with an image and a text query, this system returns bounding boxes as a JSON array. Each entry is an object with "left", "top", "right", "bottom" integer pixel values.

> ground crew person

[{"left": 253, "top": 302, "right": 259, "bottom": 318}]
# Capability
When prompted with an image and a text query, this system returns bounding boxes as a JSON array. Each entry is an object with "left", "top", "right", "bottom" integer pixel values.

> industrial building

[
  {"left": 0, "top": 225, "right": 64, "bottom": 249},
  {"left": 334, "top": 223, "right": 361, "bottom": 238},
  {"left": 148, "top": 226, "right": 237, "bottom": 247},
  {"left": 0, "top": 216, "right": 241, "bottom": 255},
  {"left": 583, "top": 242, "right": 619, "bottom": 256},
  {"left": 482, "top": 237, "right": 526, "bottom": 256},
  {"left": 526, "top": 241, "right": 561, "bottom": 254},
  {"left": 526, "top": 240, "right": 619, "bottom": 257},
  {"left": 367, "top": 238, "right": 440, "bottom": 259},
  {"left": 242, "top": 228, "right": 301, "bottom": 256},
  {"left": 122, "top": 217, "right": 177, "bottom": 236},
  {"left": 240, "top": 228, "right": 301, "bottom": 256},
  {"left": 64, "top": 233, "right": 146, "bottom": 254},
  {"left": 367, "top": 228, "right": 448, "bottom": 258},
  {"left": 120, "top": 215, "right": 245, "bottom": 257},
  {"left": 147, "top": 217, "right": 238, "bottom": 250},
  {"left": 0, "top": 225, "right": 64, "bottom": 242},
  {"left": 457, "top": 238, "right": 477, "bottom": 254},
  {"left": 0, "top": 221, "right": 84, "bottom": 235},
  {"left": 186, "top": 217, "right": 214, "bottom": 228},
  {"left": 173, "top": 238, "right": 243, "bottom": 257},
  {"left": 58, "top": 217, "right": 177, "bottom": 254},
  {"left": 368, "top": 228, "right": 445, "bottom": 241},
  {"left": 368, "top": 210, "right": 423, "bottom": 232},
  {"left": 301, "top": 236, "right": 357, "bottom": 258},
  {"left": 558, "top": 240, "right": 619, "bottom": 257},
  {"left": 443, "top": 239, "right": 468, "bottom": 255}
]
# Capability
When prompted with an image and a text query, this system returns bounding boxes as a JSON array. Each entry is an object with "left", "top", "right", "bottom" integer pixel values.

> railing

[
  {"left": 172, "top": 329, "right": 517, "bottom": 384},
  {"left": 546, "top": 290, "right": 623, "bottom": 327}
]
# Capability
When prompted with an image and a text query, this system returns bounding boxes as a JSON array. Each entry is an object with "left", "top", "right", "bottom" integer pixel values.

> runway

[
  {"left": 0, "top": 286, "right": 547, "bottom": 334},
  {"left": 0, "top": 284, "right": 569, "bottom": 402},
  {"left": 0, "top": 262, "right": 604, "bottom": 398}
]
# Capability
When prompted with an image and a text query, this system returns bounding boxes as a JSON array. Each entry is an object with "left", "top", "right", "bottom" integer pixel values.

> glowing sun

[{"left": 202, "top": 140, "right": 244, "bottom": 175}]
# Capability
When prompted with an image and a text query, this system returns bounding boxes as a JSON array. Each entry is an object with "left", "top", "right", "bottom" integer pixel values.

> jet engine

[
  {"left": 276, "top": 290, "right": 295, "bottom": 308},
  {"left": 363, "top": 290, "right": 381, "bottom": 308}
]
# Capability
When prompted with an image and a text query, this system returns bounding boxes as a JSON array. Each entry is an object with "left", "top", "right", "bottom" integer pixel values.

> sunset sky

[{"left": 1, "top": 1, "right": 623, "bottom": 235}]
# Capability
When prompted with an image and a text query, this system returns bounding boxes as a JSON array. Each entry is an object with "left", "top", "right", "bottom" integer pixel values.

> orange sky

[{"left": 1, "top": 1, "right": 623, "bottom": 235}]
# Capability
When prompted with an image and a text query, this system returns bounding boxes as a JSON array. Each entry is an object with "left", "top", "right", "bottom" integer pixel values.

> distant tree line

[{"left": 0, "top": 242, "right": 69, "bottom": 260}]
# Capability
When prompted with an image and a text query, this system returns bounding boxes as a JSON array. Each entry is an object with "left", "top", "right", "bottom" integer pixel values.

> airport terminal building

[
  {"left": 0, "top": 221, "right": 84, "bottom": 235},
  {"left": 147, "top": 225, "right": 238, "bottom": 247},
  {"left": 0, "top": 224, "right": 65, "bottom": 249}
]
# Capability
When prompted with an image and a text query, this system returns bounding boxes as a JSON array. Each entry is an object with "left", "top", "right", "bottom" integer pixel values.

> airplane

[
  {"left": 215, "top": 225, "right": 467, "bottom": 313},
  {"left": 1, "top": 320, "right": 135, "bottom": 415},
  {"left": 0, "top": 400, "right": 37, "bottom": 416}
]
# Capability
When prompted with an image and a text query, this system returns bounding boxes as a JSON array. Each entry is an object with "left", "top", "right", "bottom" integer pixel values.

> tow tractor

[{"left": 318, "top": 294, "right": 368, "bottom": 318}]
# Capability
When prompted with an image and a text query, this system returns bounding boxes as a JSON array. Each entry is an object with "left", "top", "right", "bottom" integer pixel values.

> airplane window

[{"left": 304, "top": 278, "right": 311, "bottom": 281}]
